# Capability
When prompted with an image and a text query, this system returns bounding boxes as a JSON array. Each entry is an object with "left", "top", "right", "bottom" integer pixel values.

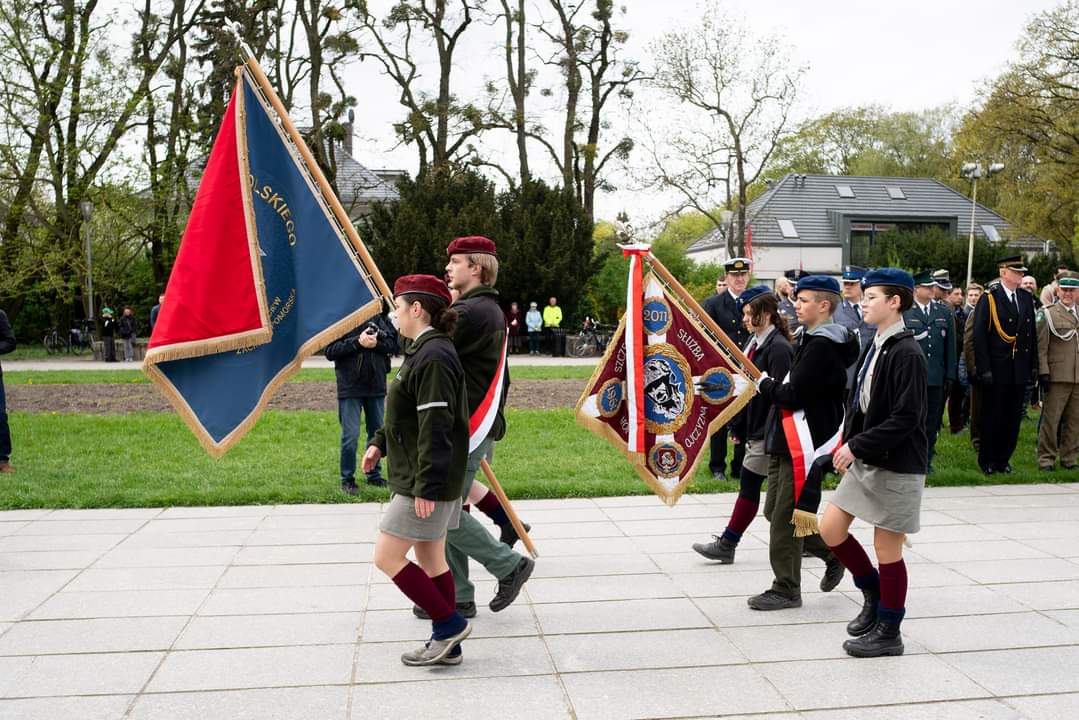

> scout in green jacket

[
  {"left": 365, "top": 274, "right": 472, "bottom": 667},
  {"left": 903, "top": 271, "right": 957, "bottom": 471}
]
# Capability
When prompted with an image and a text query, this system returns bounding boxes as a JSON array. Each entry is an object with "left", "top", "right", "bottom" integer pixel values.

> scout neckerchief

[
  {"left": 468, "top": 332, "right": 509, "bottom": 453},
  {"left": 986, "top": 290, "right": 1018, "bottom": 358}
]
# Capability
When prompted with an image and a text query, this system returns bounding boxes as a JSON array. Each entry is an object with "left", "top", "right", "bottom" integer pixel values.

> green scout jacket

[
  {"left": 370, "top": 329, "right": 469, "bottom": 501},
  {"left": 453, "top": 285, "right": 510, "bottom": 441}
]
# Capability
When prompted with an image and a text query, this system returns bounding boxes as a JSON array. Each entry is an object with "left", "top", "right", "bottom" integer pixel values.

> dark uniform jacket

[
  {"left": 453, "top": 285, "right": 510, "bottom": 441},
  {"left": 972, "top": 284, "right": 1038, "bottom": 385},
  {"left": 703, "top": 290, "right": 750, "bottom": 349},
  {"left": 834, "top": 300, "right": 875, "bottom": 349},
  {"left": 731, "top": 329, "right": 794, "bottom": 443},
  {"left": 778, "top": 296, "right": 800, "bottom": 334},
  {"left": 844, "top": 329, "right": 928, "bottom": 474},
  {"left": 903, "top": 300, "right": 957, "bottom": 387},
  {"left": 0, "top": 310, "right": 15, "bottom": 377},
  {"left": 325, "top": 313, "right": 399, "bottom": 399},
  {"left": 759, "top": 323, "right": 860, "bottom": 458},
  {"left": 371, "top": 329, "right": 469, "bottom": 501}
]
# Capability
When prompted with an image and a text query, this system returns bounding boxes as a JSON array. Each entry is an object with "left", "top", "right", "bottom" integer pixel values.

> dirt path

[{"left": 6, "top": 379, "right": 587, "bottom": 414}]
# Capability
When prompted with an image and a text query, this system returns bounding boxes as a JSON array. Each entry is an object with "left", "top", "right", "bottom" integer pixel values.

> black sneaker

[
  {"left": 412, "top": 601, "right": 477, "bottom": 620},
  {"left": 499, "top": 522, "right": 531, "bottom": 549},
  {"left": 365, "top": 475, "right": 387, "bottom": 488},
  {"left": 340, "top": 478, "right": 359, "bottom": 496},
  {"left": 490, "top": 556, "right": 535, "bottom": 612},
  {"left": 692, "top": 535, "right": 737, "bottom": 563},
  {"left": 747, "top": 589, "right": 802, "bottom": 611}
]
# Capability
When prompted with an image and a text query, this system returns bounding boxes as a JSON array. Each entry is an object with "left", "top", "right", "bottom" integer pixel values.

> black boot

[
  {"left": 847, "top": 586, "right": 879, "bottom": 637},
  {"left": 843, "top": 618, "right": 904, "bottom": 657},
  {"left": 692, "top": 535, "right": 737, "bottom": 563},
  {"left": 499, "top": 522, "right": 532, "bottom": 549}
]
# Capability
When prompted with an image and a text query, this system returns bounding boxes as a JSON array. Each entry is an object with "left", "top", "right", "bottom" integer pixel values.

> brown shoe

[{"left": 0, "top": 462, "right": 13, "bottom": 474}]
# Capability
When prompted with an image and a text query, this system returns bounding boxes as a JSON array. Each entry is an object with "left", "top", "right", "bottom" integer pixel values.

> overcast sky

[{"left": 342, "top": 0, "right": 1061, "bottom": 227}]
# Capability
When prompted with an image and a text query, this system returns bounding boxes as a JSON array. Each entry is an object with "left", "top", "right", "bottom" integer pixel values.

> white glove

[{"left": 754, "top": 371, "right": 771, "bottom": 391}]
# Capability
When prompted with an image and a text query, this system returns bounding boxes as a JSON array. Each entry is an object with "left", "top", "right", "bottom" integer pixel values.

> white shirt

[
  {"left": 916, "top": 301, "right": 931, "bottom": 318},
  {"left": 859, "top": 319, "right": 907, "bottom": 413}
]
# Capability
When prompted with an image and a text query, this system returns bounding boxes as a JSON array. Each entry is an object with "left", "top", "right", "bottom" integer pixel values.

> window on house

[
  {"left": 981, "top": 224, "right": 1002, "bottom": 242},
  {"left": 777, "top": 219, "right": 799, "bottom": 239},
  {"left": 886, "top": 186, "right": 906, "bottom": 200},
  {"left": 835, "top": 185, "right": 855, "bottom": 198}
]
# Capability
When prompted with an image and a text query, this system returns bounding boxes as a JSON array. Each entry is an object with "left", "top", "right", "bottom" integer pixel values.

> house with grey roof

[{"left": 686, "top": 173, "right": 1050, "bottom": 281}]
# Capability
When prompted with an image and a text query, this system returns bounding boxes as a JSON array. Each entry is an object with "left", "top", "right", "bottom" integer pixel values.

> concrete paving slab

[
  {"left": 0, "top": 617, "right": 187, "bottom": 655},
  {"left": 128, "top": 686, "right": 349, "bottom": 720},
  {"left": 1004, "top": 692, "right": 1079, "bottom": 720},
  {"left": 232, "top": 543, "right": 373, "bottom": 565},
  {"left": 0, "top": 550, "right": 103, "bottom": 571},
  {"left": 216, "top": 563, "right": 371, "bottom": 589},
  {"left": 0, "top": 694, "right": 134, "bottom": 720},
  {"left": 525, "top": 573, "right": 682, "bottom": 604},
  {"left": 355, "top": 636, "right": 553, "bottom": 683},
  {"left": 0, "top": 533, "right": 127, "bottom": 552},
  {"left": 28, "top": 589, "right": 211, "bottom": 619},
  {"left": 990, "top": 580, "right": 1079, "bottom": 611},
  {"left": 348, "top": 675, "right": 572, "bottom": 720},
  {"left": 92, "top": 546, "right": 239, "bottom": 568},
  {"left": 66, "top": 566, "right": 226, "bottom": 592},
  {"left": 360, "top": 605, "right": 537, "bottom": 642},
  {"left": 723, "top": 620, "right": 929, "bottom": 663},
  {"left": 175, "top": 611, "right": 363, "bottom": 650},
  {"left": 146, "top": 644, "right": 355, "bottom": 692},
  {"left": 903, "top": 611, "right": 1079, "bottom": 653},
  {"left": 545, "top": 628, "right": 744, "bottom": 673},
  {"left": 943, "top": 646, "right": 1079, "bottom": 696},
  {"left": 534, "top": 598, "right": 710, "bottom": 635},
  {"left": 198, "top": 586, "right": 365, "bottom": 616},
  {"left": 799, "top": 698, "right": 1023, "bottom": 720},
  {"left": 2, "top": 650, "right": 164, "bottom": 698}
]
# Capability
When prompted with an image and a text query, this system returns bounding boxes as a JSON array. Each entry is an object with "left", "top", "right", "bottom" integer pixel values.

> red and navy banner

[
  {"left": 576, "top": 256, "right": 757, "bottom": 505},
  {"left": 143, "top": 67, "right": 384, "bottom": 456}
]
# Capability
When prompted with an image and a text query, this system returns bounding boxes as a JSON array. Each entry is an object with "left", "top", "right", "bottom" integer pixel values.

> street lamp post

[
  {"left": 960, "top": 162, "right": 1004, "bottom": 289},
  {"left": 79, "top": 200, "right": 94, "bottom": 321}
]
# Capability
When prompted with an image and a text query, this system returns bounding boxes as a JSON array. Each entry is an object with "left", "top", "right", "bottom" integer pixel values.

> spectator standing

[
  {"left": 947, "top": 286, "right": 971, "bottom": 433},
  {"left": 777, "top": 272, "right": 802, "bottom": 334},
  {"left": 505, "top": 302, "right": 523, "bottom": 354},
  {"left": 525, "top": 302, "right": 542, "bottom": 355},
  {"left": 149, "top": 294, "right": 164, "bottom": 334},
  {"left": 325, "top": 309, "right": 399, "bottom": 495},
  {"left": 0, "top": 308, "right": 15, "bottom": 473},
  {"left": 119, "top": 307, "right": 137, "bottom": 362},
  {"left": 542, "top": 297, "right": 563, "bottom": 356},
  {"left": 101, "top": 308, "right": 117, "bottom": 362},
  {"left": 1041, "top": 266, "right": 1070, "bottom": 308},
  {"left": 1036, "top": 272, "right": 1079, "bottom": 471}
]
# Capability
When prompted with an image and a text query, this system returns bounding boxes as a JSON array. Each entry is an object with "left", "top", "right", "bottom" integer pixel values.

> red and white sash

[
  {"left": 778, "top": 370, "right": 842, "bottom": 502},
  {"left": 468, "top": 332, "right": 509, "bottom": 453}
]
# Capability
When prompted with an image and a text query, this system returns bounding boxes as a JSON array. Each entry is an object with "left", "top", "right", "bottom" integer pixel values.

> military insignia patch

[
  {"left": 597, "top": 378, "right": 625, "bottom": 418},
  {"left": 642, "top": 296, "right": 673, "bottom": 335},
  {"left": 698, "top": 367, "right": 735, "bottom": 405},
  {"left": 649, "top": 441, "right": 688, "bottom": 479},
  {"left": 643, "top": 344, "right": 695, "bottom": 434}
]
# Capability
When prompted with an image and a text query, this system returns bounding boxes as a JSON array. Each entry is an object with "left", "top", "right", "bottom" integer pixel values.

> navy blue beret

[
  {"left": 794, "top": 275, "right": 840, "bottom": 297},
  {"left": 737, "top": 284, "right": 772, "bottom": 307},
  {"left": 862, "top": 268, "right": 914, "bottom": 291}
]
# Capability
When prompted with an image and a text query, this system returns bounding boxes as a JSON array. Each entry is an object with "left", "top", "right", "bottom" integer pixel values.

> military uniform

[
  {"left": 702, "top": 257, "right": 752, "bottom": 479},
  {"left": 1035, "top": 276, "right": 1079, "bottom": 470},
  {"left": 903, "top": 273, "right": 957, "bottom": 470},
  {"left": 972, "top": 258, "right": 1039, "bottom": 474}
]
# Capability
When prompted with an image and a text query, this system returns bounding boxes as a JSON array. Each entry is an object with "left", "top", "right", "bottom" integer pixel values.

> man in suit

[
  {"left": 834, "top": 265, "right": 874, "bottom": 400},
  {"left": 776, "top": 273, "right": 801, "bottom": 334},
  {"left": 1036, "top": 272, "right": 1079, "bottom": 471},
  {"left": 972, "top": 256, "right": 1039, "bottom": 474},
  {"left": 904, "top": 271, "right": 957, "bottom": 472},
  {"left": 703, "top": 257, "right": 751, "bottom": 481}
]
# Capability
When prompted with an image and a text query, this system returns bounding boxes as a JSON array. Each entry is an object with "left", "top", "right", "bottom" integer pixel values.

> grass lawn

[
  {"left": 4, "top": 344, "right": 60, "bottom": 361},
  {"left": 2, "top": 364, "right": 596, "bottom": 385},
  {"left": 0, "top": 406, "right": 1061, "bottom": 510}
]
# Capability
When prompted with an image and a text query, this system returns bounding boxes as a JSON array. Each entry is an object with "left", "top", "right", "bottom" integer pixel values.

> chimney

[{"left": 342, "top": 109, "right": 355, "bottom": 157}]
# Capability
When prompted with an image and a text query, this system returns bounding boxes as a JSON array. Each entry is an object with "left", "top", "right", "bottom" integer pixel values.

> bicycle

[
  {"left": 68, "top": 320, "right": 96, "bottom": 354},
  {"left": 569, "top": 320, "right": 614, "bottom": 357},
  {"left": 42, "top": 327, "right": 68, "bottom": 354}
]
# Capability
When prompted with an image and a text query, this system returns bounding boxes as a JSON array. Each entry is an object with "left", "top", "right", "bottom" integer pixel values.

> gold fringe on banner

[{"left": 791, "top": 509, "right": 820, "bottom": 538}]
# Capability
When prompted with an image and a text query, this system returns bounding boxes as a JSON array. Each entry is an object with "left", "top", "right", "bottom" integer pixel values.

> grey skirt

[
  {"left": 830, "top": 459, "right": 925, "bottom": 534},
  {"left": 741, "top": 439, "right": 769, "bottom": 477},
  {"left": 379, "top": 493, "right": 462, "bottom": 542}
]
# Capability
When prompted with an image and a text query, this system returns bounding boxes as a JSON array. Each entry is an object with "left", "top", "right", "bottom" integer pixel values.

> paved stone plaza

[{"left": 3, "top": 483, "right": 1079, "bottom": 719}]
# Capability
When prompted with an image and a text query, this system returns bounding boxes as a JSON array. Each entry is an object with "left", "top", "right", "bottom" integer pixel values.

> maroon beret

[
  {"left": 446, "top": 235, "right": 497, "bottom": 257},
  {"left": 393, "top": 274, "right": 453, "bottom": 305}
]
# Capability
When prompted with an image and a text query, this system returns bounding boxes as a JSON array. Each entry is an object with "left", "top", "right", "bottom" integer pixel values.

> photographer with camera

[{"left": 325, "top": 307, "right": 399, "bottom": 495}]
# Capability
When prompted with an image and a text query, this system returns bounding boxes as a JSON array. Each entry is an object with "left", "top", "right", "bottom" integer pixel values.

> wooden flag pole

[
  {"left": 646, "top": 253, "right": 761, "bottom": 380},
  {"left": 480, "top": 459, "right": 538, "bottom": 559},
  {"left": 239, "top": 56, "right": 393, "bottom": 301}
]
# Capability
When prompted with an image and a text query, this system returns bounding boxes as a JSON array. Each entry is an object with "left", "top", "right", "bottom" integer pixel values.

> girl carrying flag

[{"left": 824, "top": 268, "right": 928, "bottom": 657}]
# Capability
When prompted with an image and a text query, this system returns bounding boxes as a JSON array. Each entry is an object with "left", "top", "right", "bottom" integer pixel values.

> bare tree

[
  {"left": 646, "top": 2, "right": 804, "bottom": 254},
  {"left": 356, "top": 0, "right": 487, "bottom": 173}
]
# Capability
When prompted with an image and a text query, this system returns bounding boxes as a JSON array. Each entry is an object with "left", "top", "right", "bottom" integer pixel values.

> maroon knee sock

[
  {"left": 392, "top": 562, "right": 453, "bottom": 622},
  {"left": 724, "top": 497, "right": 759, "bottom": 540},
  {"left": 431, "top": 570, "right": 456, "bottom": 609},
  {"left": 475, "top": 489, "right": 509, "bottom": 526},
  {"left": 878, "top": 559, "right": 908, "bottom": 610},
  {"left": 829, "top": 535, "right": 876, "bottom": 580}
]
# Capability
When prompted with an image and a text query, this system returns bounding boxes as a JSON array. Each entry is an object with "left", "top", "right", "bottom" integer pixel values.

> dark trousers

[
  {"left": 969, "top": 386, "right": 982, "bottom": 450},
  {"left": 708, "top": 426, "right": 744, "bottom": 477},
  {"left": 0, "top": 376, "right": 10, "bottom": 462},
  {"left": 763, "top": 455, "right": 835, "bottom": 598},
  {"left": 528, "top": 331, "right": 540, "bottom": 353},
  {"left": 339, "top": 395, "right": 385, "bottom": 481},
  {"left": 926, "top": 385, "right": 945, "bottom": 468},
  {"left": 103, "top": 336, "right": 116, "bottom": 362},
  {"left": 978, "top": 382, "right": 1025, "bottom": 471},
  {"left": 947, "top": 379, "right": 969, "bottom": 433}
]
